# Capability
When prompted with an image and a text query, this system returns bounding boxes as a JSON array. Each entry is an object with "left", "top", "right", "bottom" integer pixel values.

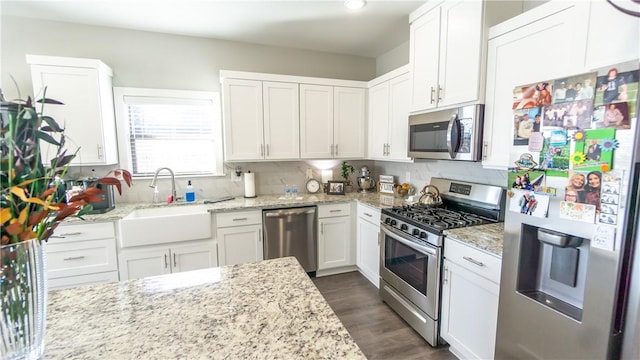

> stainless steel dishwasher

[{"left": 263, "top": 206, "right": 317, "bottom": 275}]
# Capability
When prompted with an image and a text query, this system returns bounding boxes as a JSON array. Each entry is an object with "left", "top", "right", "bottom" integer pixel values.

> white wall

[
  {"left": 376, "top": 41, "right": 410, "bottom": 76},
  {"left": 1, "top": 15, "right": 376, "bottom": 99}
]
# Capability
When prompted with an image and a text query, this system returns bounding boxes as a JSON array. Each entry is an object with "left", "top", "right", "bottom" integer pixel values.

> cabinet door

[
  {"left": 409, "top": 7, "right": 440, "bottom": 113},
  {"left": 357, "top": 213, "right": 380, "bottom": 287},
  {"left": 222, "top": 78, "right": 265, "bottom": 160},
  {"left": 482, "top": 4, "right": 588, "bottom": 169},
  {"left": 437, "top": 0, "right": 483, "bottom": 107},
  {"left": 387, "top": 73, "right": 412, "bottom": 161},
  {"left": 48, "top": 271, "right": 119, "bottom": 291},
  {"left": 171, "top": 242, "right": 218, "bottom": 273},
  {"left": 368, "top": 81, "right": 390, "bottom": 159},
  {"left": 118, "top": 247, "right": 171, "bottom": 280},
  {"left": 217, "top": 224, "right": 263, "bottom": 266},
  {"left": 263, "top": 81, "right": 300, "bottom": 160},
  {"left": 584, "top": 1, "right": 640, "bottom": 69},
  {"left": 30, "top": 65, "right": 115, "bottom": 165},
  {"left": 333, "top": 87, "right": 365, "bottom": 158},
  {"left": 300, "top": 84, "right": 333, "bottom": 158},
  {"left": 318, "top": 216, "right": 351, "bottom": 270},
  {"left": 441, "top": 260, "right": 500, "bottom": 360}
]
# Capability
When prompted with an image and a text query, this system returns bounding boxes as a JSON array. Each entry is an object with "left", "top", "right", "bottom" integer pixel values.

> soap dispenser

[{"left": 185, "top": 180, "right": 196, "bottom": 202}]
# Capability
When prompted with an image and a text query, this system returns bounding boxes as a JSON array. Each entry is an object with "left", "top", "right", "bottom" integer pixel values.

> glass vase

[{"left": 1, "top": 239, "right": 47, "bottom": 360}]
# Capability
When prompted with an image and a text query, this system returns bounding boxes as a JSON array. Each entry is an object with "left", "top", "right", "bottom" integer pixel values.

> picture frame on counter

[
  {"left": 327, "top": 181, "right": 345, "bottom": 195},
  {"left": 379, "top": 182, "right": 395, "bottom": 194}
]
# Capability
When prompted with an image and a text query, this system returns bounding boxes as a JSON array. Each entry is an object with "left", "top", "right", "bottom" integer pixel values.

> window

[{"left": 113, "top": 88, "right": 223, "bottom": 176}]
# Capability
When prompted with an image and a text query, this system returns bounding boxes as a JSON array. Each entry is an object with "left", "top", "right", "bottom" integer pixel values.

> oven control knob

[
  {"left": 390, "top": 220, "right": 397, "bottom": 226},
  {"left": 420, "top": 232, "right": 427, "bottom": 239},
  {"left": 384, "top": 218, "right": 391, "bottom": 225},
  {"left": 412, "top": 229, "right": 420, "bottom": 236},
  {"left": 400, "top": 224, "right": 408, "bottom": 231}
]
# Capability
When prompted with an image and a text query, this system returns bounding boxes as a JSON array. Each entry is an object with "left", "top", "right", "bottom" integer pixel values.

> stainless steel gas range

[{"left": 379, "top": 177, "right": 505, "bottom": 346}]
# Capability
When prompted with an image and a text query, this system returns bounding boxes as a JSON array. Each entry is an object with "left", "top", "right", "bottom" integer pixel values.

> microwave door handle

[{"left": 446, "top": 114, "right": 461, "bottom": 159}]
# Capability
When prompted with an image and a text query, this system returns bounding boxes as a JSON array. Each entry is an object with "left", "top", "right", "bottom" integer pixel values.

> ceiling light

[{"left": 345, "top": 0, "right": 366, "bottom": 10}]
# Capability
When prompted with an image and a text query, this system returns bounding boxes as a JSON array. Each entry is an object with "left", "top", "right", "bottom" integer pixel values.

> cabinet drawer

[
  {"left": 357, "top": 204, "right": 381, "bottom": 224},
  {"left": 216, "top": 210, "right": 262, "bottom": 228},
  {"left": 52, "top": 221, "right": 115, "bottom": 242},
  {"left": 444, "top": 237, "right": 501, "bottom": 283},
  {"left": 318, "top": 203, "right": 351, "bottom": 218},
  {"left": 46, "top": 238, "right": 118, "bottom": 279},
  {"left": 48, "top": 271, "right": 119, "bottom": 291}
]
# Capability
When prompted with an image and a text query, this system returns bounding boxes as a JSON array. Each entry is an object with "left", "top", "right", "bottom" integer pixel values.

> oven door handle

[
  {"left": 381, "top": 225, "right": 437, "bottom": 257},
  {"left": 446, "top": 113, "right": 462, "bottom": 160}
]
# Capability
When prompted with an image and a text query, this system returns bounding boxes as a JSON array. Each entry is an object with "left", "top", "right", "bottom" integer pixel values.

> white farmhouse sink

[{"left": 119, "top": 205, "right": 211, "bottom": 248}]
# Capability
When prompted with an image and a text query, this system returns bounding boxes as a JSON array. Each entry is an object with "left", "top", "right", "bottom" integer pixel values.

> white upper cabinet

[
  {"left": 221, "top": 71, "right": 366, "bottom": 161},
  {"left": 28, "top": 55, "right": 118, "bottom": 165},
  {"left": 222, "top": 78, "right": 299, "bottom": 161},
  {"left": 262, "top": 81, "right": 300, "bottom": 159},
  {"left": 409, "top": 1, "right": 521, "bottom": 114},
  {"left": 300, "top": 85, "right": 365, "bottom": 159},
  {"left": 368, "top": 66, "right": 412, "bottom": 162},
  {"left": 584, "top": 1, "right": 640, "bottom": 70},
  {"left": 482, "top": 2, "right": 590, "bottom": 169}
]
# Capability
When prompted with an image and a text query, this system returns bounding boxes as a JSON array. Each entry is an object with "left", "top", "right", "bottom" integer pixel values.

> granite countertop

[
  {"left": 443, "top": 222, "right": 505, "bottom": 257},
  {"left": 66, "top": 192, "right": 407, "bottom": 223},
  {"left": 45, "top": 257, "right": 365, "bottom": 359}
]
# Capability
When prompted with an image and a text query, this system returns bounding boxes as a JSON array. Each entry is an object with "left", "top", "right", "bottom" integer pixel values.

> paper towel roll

[{"left": 244, "top": 171, "right": 256, "bottom": 198}]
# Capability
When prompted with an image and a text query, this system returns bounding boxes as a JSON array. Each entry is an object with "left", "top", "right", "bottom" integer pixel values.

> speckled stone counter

[
  {"left": 45, "top": 257, "right": 365, "bottom": 359},
  {"left": 66, "top": 192, "right": 407, "bottom": 223},
  {"left": 443, "top": 222, "right": 505, "bottom": 257}
]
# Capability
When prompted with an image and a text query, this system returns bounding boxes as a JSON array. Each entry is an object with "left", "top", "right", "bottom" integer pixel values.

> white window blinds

[{"left": 119, "top": 91, "right": 222, "bottom": 176}]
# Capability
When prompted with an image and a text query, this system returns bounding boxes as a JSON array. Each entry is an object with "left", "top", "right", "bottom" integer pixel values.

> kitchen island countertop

[
  {"left": 444, "top": 222, "right": 505, "bottom": 257},
  {"left": 45, "top": 257, "right": 365, "bottom": 359}
]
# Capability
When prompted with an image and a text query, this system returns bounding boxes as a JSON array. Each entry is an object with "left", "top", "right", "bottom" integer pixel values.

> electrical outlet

[{"left": 405, "top": 171, "right": 411, "bottom": 183}]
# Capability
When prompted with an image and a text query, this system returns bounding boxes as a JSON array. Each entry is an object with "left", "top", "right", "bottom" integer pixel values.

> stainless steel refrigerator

[{"left": 495, "top": 62, "right": 640, "bottom": 359}]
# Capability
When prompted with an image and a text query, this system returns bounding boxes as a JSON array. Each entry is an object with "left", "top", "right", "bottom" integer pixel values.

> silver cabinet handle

[
  {"left": 173, "top": 253, "right": 177, "bottom": 267},
  {"left": 329, "top": 209, "right": 342, "bottom": 213},
  {"left": 164, "top": 254, "right": 169, "bottom": 268},
  {"left": 386, "top": 144, "right": 390, "bottom": 156},
  {"left": 232, "top": 217, "right": 248, "bottom": 221},
  {"left": 97, "top": 144, "right": 103, "bottom": 159},
  {"left": 443, "top": 266, "right": 449, "bottom": 284},
  {"left": 438, "top": 85, "right": 443, "bottom": 102},
  {"left": 482, "top": 142, "right": 488, "bottom": 161},
  {"left": 430, "top": 87, "right": 436, "bottom": 104},
  {"left": 258, "top": 229, "right": 262, "bottom": 243},
  {"left": 330, "top": 144, "right": 334, "bottom": 157},
  {"left": 335, "top": 144, "right": 338, "bottom": 156},
  {"left": 58, "top": 232, "right": 82, "bottom": 237},
  {"left": 463, "top": 256, "right": 484, "bottom": 267},
  {"left": 364, "top": 212, "right": 373, "bottom": 217},
  {"left": 63, "top": 256, "right": 85, "bottom": 261},
  {"left": 266, "top": 144, "right": 270, "bottom": 157},
  {"left": 260, "top": 144, "right": 264, "bottom": 157}
]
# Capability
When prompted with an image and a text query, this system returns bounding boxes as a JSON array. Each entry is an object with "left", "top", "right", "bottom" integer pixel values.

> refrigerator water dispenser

[{"left": 516, "top": 224, "right": 589, "bottom": 321}]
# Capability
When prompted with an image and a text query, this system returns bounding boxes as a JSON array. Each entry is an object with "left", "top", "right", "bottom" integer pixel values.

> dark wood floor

[{"left": 312, "top": 271, "right": 457, "bottom": 360}]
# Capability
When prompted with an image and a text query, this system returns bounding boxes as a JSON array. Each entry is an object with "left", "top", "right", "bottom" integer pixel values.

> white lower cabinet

[
  {"left": 46, "top": 221, "right": 119, "bottom": 290},
  {"left": 356, "top": 203, "right": 381, "bottom": 287},
  {"left": 441, "top": 238, "right": 501, "bottom": 360},
  {"left": 118, "top": 240, "right": 217, "bottom": 280},
  {"left": 317, "top": 203, "right": 353, "bottom": 271},
  {"left": 215, "top": 210, "right": 263, "bottom": 266}
]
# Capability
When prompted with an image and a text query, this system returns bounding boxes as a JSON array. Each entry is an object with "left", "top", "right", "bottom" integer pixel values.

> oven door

[{"left": 380, "top": 224, "right": 441, "bottom": 318}]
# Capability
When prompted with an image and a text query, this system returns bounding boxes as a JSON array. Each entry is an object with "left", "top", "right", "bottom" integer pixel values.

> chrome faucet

[{"left": 149, "top": 167, "right": 179, "bottom": 203}]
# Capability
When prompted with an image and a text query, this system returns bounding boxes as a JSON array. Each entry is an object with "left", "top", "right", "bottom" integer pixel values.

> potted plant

[
  {"left": 340, "top": 161, "right": 355, "bottom": 192},
  {"left": 0, "top": 89, "right": 131, "bottom": 359}
]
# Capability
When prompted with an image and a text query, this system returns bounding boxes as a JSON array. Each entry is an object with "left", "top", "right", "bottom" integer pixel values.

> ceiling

[{"left": 1, "top": 0, "right": 426, "bottom": 58}]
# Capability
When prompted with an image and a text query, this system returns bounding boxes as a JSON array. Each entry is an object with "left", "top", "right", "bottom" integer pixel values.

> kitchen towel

[{"left": 244, "top": 171, "right": 256, "bottom": 198}]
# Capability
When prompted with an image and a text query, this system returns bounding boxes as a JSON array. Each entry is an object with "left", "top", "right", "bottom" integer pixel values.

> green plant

[
  {"left": 0, "top": 90, "right": 132, "bottom": 245},
  {"left": 340, "top": 161, "right": 355, "bottom": 186}
]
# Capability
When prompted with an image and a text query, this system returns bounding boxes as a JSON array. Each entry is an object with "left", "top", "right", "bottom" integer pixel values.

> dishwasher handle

[{"left": 264, "top": 207, "right": 316, "bottom": 217}]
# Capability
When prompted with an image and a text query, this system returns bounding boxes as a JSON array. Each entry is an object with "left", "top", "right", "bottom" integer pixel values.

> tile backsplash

[{"left": 65, "top": 159, "right": 506, "bottom": 204}]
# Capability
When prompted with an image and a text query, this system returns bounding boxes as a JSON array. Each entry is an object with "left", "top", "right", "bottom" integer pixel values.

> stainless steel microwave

[{"left": 408, "top": 104, "right": 484, "bottom": 161}]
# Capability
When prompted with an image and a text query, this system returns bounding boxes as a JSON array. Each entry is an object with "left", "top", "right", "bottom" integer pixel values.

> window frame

[{"left": 113, "top": 87, "right": 224, "bottom": 178}]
